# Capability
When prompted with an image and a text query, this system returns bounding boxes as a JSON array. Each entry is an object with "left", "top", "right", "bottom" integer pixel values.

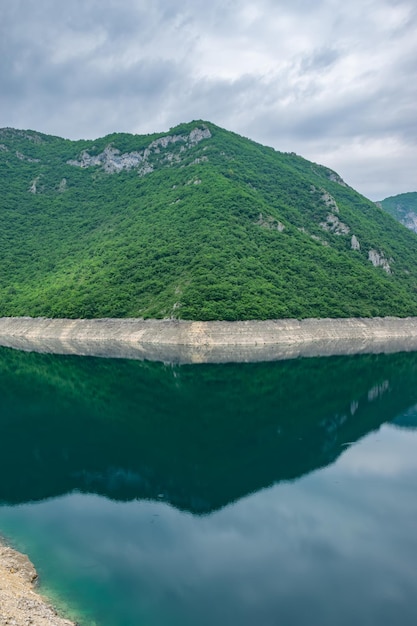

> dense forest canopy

[{"left": 1, "top": 121, "right": 417, "bottom": 320}]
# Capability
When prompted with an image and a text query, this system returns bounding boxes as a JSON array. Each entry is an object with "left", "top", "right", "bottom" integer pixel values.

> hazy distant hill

[
  {"left": 379, "top": 192, "right": 417, "bottom": 234},
  {"left": 2, "top": 121, "right": 417, "bottom": 320}
]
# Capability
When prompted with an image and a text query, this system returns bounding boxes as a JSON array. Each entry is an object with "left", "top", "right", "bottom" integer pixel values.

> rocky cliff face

[
  {"left": 67, "top": 126, "right": 212, "bottom": 175},
  {"left": 400, "top": 211, "right": 417, "bottom": 234}
]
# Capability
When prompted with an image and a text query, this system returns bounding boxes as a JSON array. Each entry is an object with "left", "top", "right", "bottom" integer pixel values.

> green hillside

[
  {"left": 379, "top": 192, "right": 417, "bottom": 234},
  {"left": 2, "top": 121, "right": 417, "bottom": 320}
]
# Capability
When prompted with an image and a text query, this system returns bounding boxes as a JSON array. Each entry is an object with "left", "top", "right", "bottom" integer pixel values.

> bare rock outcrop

[
  {"left": 401, "top": 211, "right": 417, "bottom": 234},
  {"left": 67, "top": 126, "right": 212, "bottom": 176},
  {"left": 29, "top": 177, "right": 40, "bottom": 194},
  {"left": 320, "top": 213, "right": 350, "bottom": 235},
  {"left": 351, "top": 235, "right": 360, "bottom": 250},
  {"left": 327, "top": 171, "right": 348, "bottom": 187},
  {"left": 368, "top": 249, "right": 392, "bottom": 273}
]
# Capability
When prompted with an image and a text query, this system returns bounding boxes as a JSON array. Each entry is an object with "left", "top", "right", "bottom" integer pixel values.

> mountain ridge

[
  {"left": 2, "top": 121, "right": 417, "bottom": 320},
  {"left": 379, "top": 191, "right": 417, "bottom": 234}
]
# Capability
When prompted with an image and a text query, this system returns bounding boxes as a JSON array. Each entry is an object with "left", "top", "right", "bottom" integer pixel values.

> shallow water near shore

[{"left": 1, "top": 347, "right": 417, "bottom": 625}]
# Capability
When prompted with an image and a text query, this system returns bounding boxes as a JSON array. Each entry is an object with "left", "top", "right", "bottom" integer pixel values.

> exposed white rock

[
  {"left": 310, "top": 185, "right": 340, "bottom": 214},
  {"left": 138, "top": 163, "right": 154, "bottom": 177},
  {"left": 164, "top": 152, "right": 181, "bottom": 163},
  {"left": 67, "top": 146, "right": 144, "bottom": 173},
  {"left": 368, "top": 249, "right": 392, "bottom": 273},
  {"left": 58, "top": 178, "right": 67, "bottom": 192},
  {"left": 148, "top": 134, "right": 184, "bottom": 150},
  {"left": 29, "top": 177, "right": 39, "bottom": 194},
  {"left": 402, "top": 211, "right": 417, "bottom": 234},
  {"left": 188, "top": 127, "right": 212, "bottom": 144},
  {"left": 320, "top": 213, "right": 350, "bottom": 235},
  {"left": 321, "top": 190, "right": 339, "bottom": 213},
  {"left": 351, "top": 235, "right": 360, "bottom": 250},
  {"left": 328, "top": 171, "right": 347, "bottom": 187},
  {"left": 67, "top": 126, "right": 212, "bottom": 177},
  {"left": 0, "top": 144, "right": 8, "bottom": 151}
]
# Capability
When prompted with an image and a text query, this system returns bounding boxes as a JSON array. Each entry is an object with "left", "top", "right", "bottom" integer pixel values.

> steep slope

[
  {"left": 379, "top": 192, "right": 417, "bottom": 234},
  {"left": 2, "top": 121, "right": 417, "bottom": 320}
]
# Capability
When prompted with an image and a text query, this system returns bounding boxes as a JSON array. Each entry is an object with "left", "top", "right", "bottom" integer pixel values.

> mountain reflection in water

[
  {"left": 0, "top": 347, "right": 417, "bottom": 512},
  {"left": 2, "top": 348, "right": 417, "bottom": 625}
]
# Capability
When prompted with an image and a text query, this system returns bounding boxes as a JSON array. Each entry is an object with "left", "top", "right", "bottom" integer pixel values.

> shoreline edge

[
  {"left": 2, "top": 316, "right": 417, "bottom": 362},
  {"left": 0, "top": 538, "right": 76, "bottom": 626}
]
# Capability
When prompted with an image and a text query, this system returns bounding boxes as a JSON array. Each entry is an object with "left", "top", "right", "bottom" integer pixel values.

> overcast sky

[{"left": 1, "top": 0, "right": 416, "bottom": 200}]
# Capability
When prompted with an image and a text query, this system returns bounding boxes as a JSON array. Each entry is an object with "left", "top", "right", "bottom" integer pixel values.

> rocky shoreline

[
  {"left": 1, "top": 316, "right": 417, "bottom": 363},
  {"left": 0, "top": 540, "right": 75, "bottom": 626}
]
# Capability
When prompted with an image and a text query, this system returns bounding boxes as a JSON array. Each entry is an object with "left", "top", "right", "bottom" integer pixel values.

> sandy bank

[
  {"left": 0, "top": 540, "right": 75, "bottom": 626},
  {"left": 1, "top": 316, "right": 417, "bottom": 363}
]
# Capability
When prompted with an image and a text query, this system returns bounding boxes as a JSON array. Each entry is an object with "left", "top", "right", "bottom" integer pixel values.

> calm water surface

[{"left": 0, "top": 347, "right": 417, "bottom": 625}]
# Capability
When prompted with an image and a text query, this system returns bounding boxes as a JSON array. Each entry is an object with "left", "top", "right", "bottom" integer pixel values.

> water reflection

[
  {"left": 1, "top": 348, "right": 417, "bottom": 625},
  {"left": 1, "top": 348, "right": 417, "bottom": 511},
  {"left": 1, "top": 425, "right": 417, "bottom": 626}
]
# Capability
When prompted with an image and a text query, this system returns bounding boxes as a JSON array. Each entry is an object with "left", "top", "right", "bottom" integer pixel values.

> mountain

[
  {"left": 2, "top": 121, "right": 417, "bottom": 320},
  {"left": 378, "top": 192, "right": 417, "bottom": 234}
]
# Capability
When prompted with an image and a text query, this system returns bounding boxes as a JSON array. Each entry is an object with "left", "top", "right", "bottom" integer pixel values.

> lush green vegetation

[
  {"left": 380, "top": 192, "right": 417, "bottom": 232},
  {"left": 2, "top": 122, "right": 417, "bottom": 320}
]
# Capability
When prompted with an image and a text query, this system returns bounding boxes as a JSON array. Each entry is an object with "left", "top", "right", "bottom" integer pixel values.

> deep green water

[{"left": 1, "top": 347, "right": 417, "bottom": 625}]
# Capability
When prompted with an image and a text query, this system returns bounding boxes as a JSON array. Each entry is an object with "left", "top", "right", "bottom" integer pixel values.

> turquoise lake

[{"left": 1, "top": 346, "right": 417, "bottom": 625}]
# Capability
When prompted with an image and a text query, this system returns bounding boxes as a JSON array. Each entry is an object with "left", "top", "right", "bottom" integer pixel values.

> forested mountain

[
  {"left": 2, "top": 121, "right": 417, "bottom": 320},
  {"left": 379, "top": 192, "right": 417, "bottom": 234}
]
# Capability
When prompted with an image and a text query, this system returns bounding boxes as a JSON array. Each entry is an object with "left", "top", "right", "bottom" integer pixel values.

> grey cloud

[
  {"left": 299, "top": 47, "right": 341, "bottom": 73},
  {"left": 6, "top": 424, "right": 417, "bottom": 625},
  {"left": 0, "top": 0, "right": 416, "bottom": 198}
]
